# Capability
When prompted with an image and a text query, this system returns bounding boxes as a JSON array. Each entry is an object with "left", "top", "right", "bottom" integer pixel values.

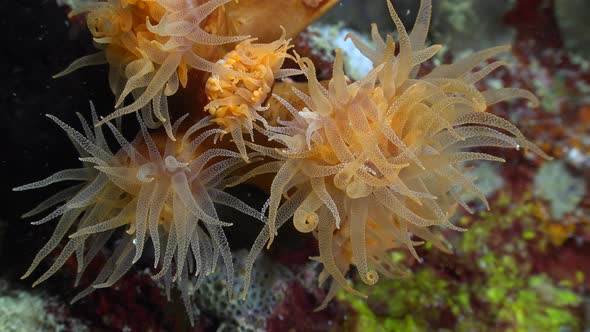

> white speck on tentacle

[{"left": 164, "top": 155, "right": 189, "bottom": 173}]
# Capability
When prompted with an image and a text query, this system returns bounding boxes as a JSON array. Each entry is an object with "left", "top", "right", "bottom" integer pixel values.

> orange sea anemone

[
  {"left": 205, "top": 31, "right": 296, "bottom": 161},
  {"left": 56, "top": 0, "right": 248, "bottom": 139},
  {"left": 13, "top": 103, "right": 262, "bottom": 324},
  {"left": 235, "top": 0, "right": 550, "bottom": 303}
]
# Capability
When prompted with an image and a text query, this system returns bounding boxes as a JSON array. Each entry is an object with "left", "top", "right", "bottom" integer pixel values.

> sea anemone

[
  {"left": 13, "top": 103, "right": 262, "bottom": 324},
  {"left": 205, "top": 31, "right": 296, "bottom": 161},
  {"left": 55, "top": 0, "right": 248, "bottom": 139},
  {"left": 235, "top": 0, "right": 550, "bottom": 304}
]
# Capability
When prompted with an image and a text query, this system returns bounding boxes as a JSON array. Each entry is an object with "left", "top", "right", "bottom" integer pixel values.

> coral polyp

[
  {"left": 205, "top": 32, "right": 294, "bottom": 160},
  {"left": 14, "top": 104, "right": 262, "bottom": 323},
  {"left": 234, "top": 0, "right": 550, "bottom": 305},
  {"left": 56, "top": 0, "right": 248, "bottom": 139}
]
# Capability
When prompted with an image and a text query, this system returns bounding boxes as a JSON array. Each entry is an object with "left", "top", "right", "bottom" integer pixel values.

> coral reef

[{"left": 4, "top": 0, "right": 590, "bottom": 330}]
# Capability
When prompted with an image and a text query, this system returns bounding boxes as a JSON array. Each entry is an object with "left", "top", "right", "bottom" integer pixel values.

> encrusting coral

[{"left": 14, "top": 0, "right": 551, "bottom": 323}]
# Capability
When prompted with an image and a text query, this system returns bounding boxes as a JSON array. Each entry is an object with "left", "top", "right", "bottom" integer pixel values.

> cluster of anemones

[
  {"left": 56, "top": 0, "right": 248, "bottom": 139},
  {"left": 16, "top": 0, "right": 549, "bottom": 320}
]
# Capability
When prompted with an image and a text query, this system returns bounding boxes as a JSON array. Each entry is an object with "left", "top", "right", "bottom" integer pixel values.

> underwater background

[{"left": 1, "top": 0, "right": 589, "bottom": 331}]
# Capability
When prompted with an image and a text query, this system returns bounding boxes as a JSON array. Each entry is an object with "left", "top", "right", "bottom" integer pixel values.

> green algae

[{"left": 338, "top": 192, "right": 582, "bottom": 331}]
